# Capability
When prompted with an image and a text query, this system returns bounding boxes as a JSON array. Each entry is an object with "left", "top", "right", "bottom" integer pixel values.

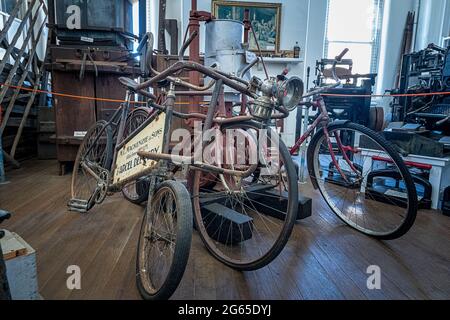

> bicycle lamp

[
  {"left": 276, "top": 76, "right": 304, "bottom": 111},
  {"left": 251, "top": 76, "right": 304, "bottom": 119}
]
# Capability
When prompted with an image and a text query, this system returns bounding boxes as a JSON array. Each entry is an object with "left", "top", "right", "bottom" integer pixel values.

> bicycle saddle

[
  {"left": 0, "top": 210, "right": 11, "bottom": 224},
  {"left": 156, "top": 79, "right": 170, "bottom": 88},
  {"left": 119, "top": 77, "right": 140, "bottom": 92}
]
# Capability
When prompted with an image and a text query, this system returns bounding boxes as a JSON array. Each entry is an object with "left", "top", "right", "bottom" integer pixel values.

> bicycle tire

[
  {"left": 136, "top": 180, "right": 193, "bottom": 300},
  {"left": 121, "top": 108, "right": 152, "bottom": 205},
  {"left": 190, "top": 120, "right": 298, "bottom": 271},
  {"left": 307, "top": 122, "right": 418, "bottom": 240},
  {"left": 71, "top": 120, "right": 113, "bottom": 201}
]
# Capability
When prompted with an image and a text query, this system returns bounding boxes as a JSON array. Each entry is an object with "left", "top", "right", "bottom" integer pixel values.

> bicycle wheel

[
  {"left": 71, "top": 120, "right": 113, "bottom": 204},
  {"left": 191, "top": 121, "right": 298, "bottom": 271},
  {"left": 308, "top": 122, "right": 418, "bottom": 240},
  {"left": 136, "top": 180, "right": 193, "bottom": 300},
  {"left": 121, "top": 108, "right": 151, "bottom": 204}
]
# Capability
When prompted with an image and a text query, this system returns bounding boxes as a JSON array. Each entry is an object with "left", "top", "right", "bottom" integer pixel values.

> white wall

[
  {"left": 303, "top": 0, "right": 328, "bottom": 90},
  {"left": 375, "top": 0, "right": 450, "bottom": 109},
  {"left": 375, "top": 0, "right": 416, "bottom": 99},
  {"left": 415, "top": 0, "right": 450, "bottom": 49}
]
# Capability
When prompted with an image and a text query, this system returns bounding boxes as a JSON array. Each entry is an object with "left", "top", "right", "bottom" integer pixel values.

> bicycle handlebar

[
  {"left": 302, "top": 48, "right": 349, "bottom": 99},
  {"left": 136, "top": 60, "right": 258, "bottom": 99},
  {"left": 335, "top": 48, "right": 349, "bottom": 62}
]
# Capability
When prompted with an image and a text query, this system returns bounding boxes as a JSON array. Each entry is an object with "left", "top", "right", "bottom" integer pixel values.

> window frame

[{"left": 323, "top": 0, "right": 385, "bottom": 74}]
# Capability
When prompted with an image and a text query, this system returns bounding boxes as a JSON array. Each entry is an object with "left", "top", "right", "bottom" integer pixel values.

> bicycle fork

[{"left": 317, "top": 98, "right": 361, "bottom": 185}]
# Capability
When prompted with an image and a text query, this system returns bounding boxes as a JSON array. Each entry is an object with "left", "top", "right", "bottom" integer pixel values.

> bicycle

[
  {"left": 288, "top": 49, "right": 418, "bottom": 240},
  {"left": 69, "top": 31, "right": 304, "bottom": 299}
]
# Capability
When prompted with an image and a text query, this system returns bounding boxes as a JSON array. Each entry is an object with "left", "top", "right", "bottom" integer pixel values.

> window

[
  {"left": 0, "top": 0, "right": 18, "bottom": 15},
  {"left": 324, "top": 0, "right": 384, "bottom": 74}
]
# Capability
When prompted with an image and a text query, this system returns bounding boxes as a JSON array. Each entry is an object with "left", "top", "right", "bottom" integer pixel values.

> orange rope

[
  {"left": 0, "top": 82, "right": 205, "bottom": 106},
  {"left": 2, "top": 82, "right": 450, "bottom": 104},
  {"left": 322, "top": 91, "right": 450, "bottom": 98}
]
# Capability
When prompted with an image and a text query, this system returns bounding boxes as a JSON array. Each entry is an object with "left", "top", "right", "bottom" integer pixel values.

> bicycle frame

[
  {"left": 79, "top": 79, "right": 264, "bottom": 197},
  {"left": 289, "top": 97, "right": 362, "bottom": 184}
]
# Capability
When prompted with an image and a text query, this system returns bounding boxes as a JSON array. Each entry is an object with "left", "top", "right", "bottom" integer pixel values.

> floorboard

[{"left": 0, "top": 160, "right": 449, "bottom": 300}]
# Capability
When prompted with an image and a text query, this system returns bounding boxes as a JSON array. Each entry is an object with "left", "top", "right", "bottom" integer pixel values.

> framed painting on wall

[{"left": 212, "top": 0, "right": 282, "bottom": 53}]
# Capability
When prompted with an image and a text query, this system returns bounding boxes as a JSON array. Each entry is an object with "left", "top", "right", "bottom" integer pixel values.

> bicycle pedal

[{"left": 68, "top": 199, "right": 90, "bottom": 213}]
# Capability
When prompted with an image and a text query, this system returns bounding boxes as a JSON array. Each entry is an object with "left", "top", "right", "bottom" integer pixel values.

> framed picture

[{"left": 212, "top": 0, "right": 282, "bottom": 54}]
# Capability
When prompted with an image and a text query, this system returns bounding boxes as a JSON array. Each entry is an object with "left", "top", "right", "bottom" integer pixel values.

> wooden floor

[{"left": 0, "top": 160, "right": 449, "bottom": 300}]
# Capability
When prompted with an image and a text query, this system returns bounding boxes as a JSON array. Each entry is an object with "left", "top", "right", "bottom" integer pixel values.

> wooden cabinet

[{"left": 49, "top": 46, "right": 139, "bottom": 173}]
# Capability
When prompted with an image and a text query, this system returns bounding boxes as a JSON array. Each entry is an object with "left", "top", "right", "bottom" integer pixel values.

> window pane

[
  {"left": 326, "top": 0, "right": 375, "bottom": 42},
  {"left": 327, "top": 42, "right": 372, "bottom": 74}
]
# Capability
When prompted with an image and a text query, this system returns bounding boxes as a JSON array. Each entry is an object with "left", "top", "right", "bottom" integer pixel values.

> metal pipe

[
  {"left": 150, "top": 102, "right": 207, "bottom": 120},
  {"left": 250, "top": 25, "right": 269, "bottom": 80},
  {"left": 137, "top": 61, "right": 257, "bottom": 99},
  {"left": 179, "top": 30, "right": 198, "bottom": 61},
  {"left": 150, "top": 102, "right": 253, "bottom": 123},
  {"left": 239, "top": 57, "right": 259, "bottom": 78},
  {"left": 146, "top": 34, "right": 216, "bottom": 92},
  {"left": 137, "top": 151, "right": 258, "bottom": 178},
  {"left": 189, "top": 0, "right": 202, "bottom": 115},
  {"left": 175, "top": 91, "right": 214, "bottom": 96},
  {"left": 81, "top": 162, "right": 102, "bottom": 182},
  {"left": 204, "top": 80, "right": 223, "bottom": 132}
]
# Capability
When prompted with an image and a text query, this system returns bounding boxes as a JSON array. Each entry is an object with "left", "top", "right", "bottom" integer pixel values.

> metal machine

[
  {"left": 313, "top": 58, "right": 379, "bottom": 129},
  {"left": 205, "top": 19, "right": 254, "bottom": 103},
  {"left": 392, "top": 44, "right": 450, "bottom": 129},
  {"left": 388, "top": 43, "right": 450, "bottom": 157}
]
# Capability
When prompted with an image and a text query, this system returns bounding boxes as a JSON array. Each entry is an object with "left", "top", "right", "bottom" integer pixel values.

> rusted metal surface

[
  {"left": 158, "top": 0, "right": 168, "bottom": 53},
  {"left": 188, "top": 0, "right": 214, "bottom": 116},
  {"left": 136, "top": 150, "right": 258, "bottom": 178}
]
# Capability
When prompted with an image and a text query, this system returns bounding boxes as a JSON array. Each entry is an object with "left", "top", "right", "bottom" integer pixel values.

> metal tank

[{"left": 205, "top": 20, "right": 252, "bottom": 103}]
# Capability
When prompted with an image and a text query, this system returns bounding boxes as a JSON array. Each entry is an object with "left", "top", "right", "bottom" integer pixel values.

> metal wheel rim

[
  {"left": 138, "top": 186, "right": 178, "bottom": 295},
  {"left": 312, "top": 128, "right": 410, "bottom": 236}
]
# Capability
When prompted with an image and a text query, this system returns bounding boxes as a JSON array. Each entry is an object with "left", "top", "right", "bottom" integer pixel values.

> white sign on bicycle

[{"left": 114, "top": 113, "right": 166, "bottom": 184}]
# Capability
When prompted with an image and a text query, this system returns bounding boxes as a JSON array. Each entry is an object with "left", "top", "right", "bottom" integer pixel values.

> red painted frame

[{"left": 289, "top": 97, "right": 362, "bottom": 183}]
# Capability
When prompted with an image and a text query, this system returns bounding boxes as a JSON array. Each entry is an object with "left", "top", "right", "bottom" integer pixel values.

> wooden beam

[
  {"left": 0, "top": 0, "right": 25, "bottom": 45},
  {"left": 0, "top": 0, "right": 39, "bottom": 77},
  {"left": 0, "top": 20, "right": 46, "bottom": 135}
]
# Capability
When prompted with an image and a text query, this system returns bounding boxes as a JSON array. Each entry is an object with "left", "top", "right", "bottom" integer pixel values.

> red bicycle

[{"left": 289, "top": 49, "right": 418, "bottom": 239}]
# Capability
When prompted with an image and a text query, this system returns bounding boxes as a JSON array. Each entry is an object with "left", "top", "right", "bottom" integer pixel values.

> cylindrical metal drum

[{"left": 205, "top": 20, "right": 252, "bottom": 103}]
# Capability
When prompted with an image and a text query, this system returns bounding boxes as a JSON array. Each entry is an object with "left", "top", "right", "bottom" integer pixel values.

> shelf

[{"left": 259, "top": 57, "right": 304, "bottom": 64}]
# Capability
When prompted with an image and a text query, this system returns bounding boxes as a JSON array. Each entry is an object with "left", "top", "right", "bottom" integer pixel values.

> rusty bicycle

[{"left": 69, "top": 32, "right": 304, "bottom": 299}]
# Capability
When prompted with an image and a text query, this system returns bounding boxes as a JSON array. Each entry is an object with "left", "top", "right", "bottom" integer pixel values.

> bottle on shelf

[{"left": 294, "top": 42, "right": 301, "bottom": 59}]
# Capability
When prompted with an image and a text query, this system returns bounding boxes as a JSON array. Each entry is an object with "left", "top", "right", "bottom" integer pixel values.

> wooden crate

[{"left": 49, "top": 46, "right": 139, "bottom": 170}]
